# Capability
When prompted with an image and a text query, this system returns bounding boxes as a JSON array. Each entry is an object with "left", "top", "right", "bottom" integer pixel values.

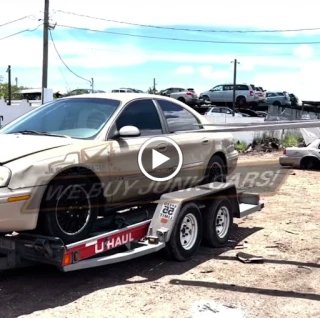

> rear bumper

[{"left": 279, "top": 155, "right": 300, "bottom": 167}]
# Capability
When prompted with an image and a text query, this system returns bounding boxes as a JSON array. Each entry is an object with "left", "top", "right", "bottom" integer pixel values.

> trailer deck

[{"left": 0, "top": 182, "right": 263, "bottom": 272}]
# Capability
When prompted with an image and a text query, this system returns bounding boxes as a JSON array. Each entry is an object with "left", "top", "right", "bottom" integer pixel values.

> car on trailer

[{"left": 0, "top": 93, "right": 238, "bottom": 245}]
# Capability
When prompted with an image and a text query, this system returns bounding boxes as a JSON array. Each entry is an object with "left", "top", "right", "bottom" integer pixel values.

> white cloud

[
  {"left": 2, "top": 0, "right": 320, "bottom": 35},
  {"left": 293, "top": 44, "right": 314, "bottom": 59},
  {"left": 174, "top": 66, "right": 194, "bottom": 75},
  {"left": 198, "top": 66, "right": 231, "bottom": 80}
]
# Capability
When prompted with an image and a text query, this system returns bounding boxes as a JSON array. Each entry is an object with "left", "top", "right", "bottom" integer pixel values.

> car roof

[{"left": 58, "top": 93, "right": 209, "bottom": 124}]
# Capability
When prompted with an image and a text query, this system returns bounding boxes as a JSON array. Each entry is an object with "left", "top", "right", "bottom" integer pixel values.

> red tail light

[
  {"left": 283, "top": 148, "right": 286, "bottom": 155},
  {"left": 250, "top": 91, "right": 254, "bottom": 96},
  {"left": 258, "top": 92, "right": 263, "bottom": 97},
  {"left": 186, "top": 92, "right": 193, "bottom": 96}
]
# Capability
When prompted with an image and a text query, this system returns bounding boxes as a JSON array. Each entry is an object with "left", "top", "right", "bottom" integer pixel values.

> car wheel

[
  {"left": 236, "top": 96, "right": 246, "bottom": 106},
  {"left": 178, "top": 97, "right": 186, "bottom": 103},
  {"left": 202, "top": 95, "right": 210, "bottom": 103},
  {"left": 204, "top": 155, "right": 227, "bottom": 183},
  {"left": 37, "top": 175, "right": 101, "bottom": 244},
  {"left": 300, "top": 157, "right": 317, "bottom": 170}
]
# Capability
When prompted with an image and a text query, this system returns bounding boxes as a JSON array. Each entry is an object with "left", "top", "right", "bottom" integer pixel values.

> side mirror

[{"left": 118, "top": 125, "right": 140, "bottom": 137}]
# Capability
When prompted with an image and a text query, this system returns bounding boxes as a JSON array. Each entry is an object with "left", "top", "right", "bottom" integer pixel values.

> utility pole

[
  {"left": 6, "top": 65, "right": 11, "bottom": 105},
  {"left": 41, "top": 0, "right": 49, "bottom": 105},
  {"left": 231, "top": 59, "right": 240, "bottom": 116},
  {"left": 153, "top": 78, "right": 156, "bottom": 93},
  {"left": 91, "top": 78, "right": 94, "bottom": 93}
]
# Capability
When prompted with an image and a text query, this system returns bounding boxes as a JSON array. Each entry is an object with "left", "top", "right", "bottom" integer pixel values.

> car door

[
  {"left": 106, "top": 98, "right": 171, "bottom": 203},
  {"left": 209, "top": 85, "right": 223, "bottom": 102},
  {"left": 155, "top": 99, "right": 212, "bottom": 187},
  {"left": 222, "top": 85, "right": 233, "bottom": 102}
]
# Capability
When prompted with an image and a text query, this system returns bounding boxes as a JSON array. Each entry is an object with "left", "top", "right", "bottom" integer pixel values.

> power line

[
  {"left": 56, "top": 10, "right": 320, "bottom": 34},
  {"left": 0, "top": 23, "right": 43, "bottom": 41},
  {"left": 49, "top": 30, "right": 91, "bottom": 84},
  {"left": 0, "top": 15, "right": 34, "bottom": 28},
  {"left": 56, "top": 24, "right": 320, "bottom": 45}
]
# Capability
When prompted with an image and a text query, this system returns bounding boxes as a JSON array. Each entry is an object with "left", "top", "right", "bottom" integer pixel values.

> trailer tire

[
  {"left": 163, "top": 202, "right": 203, "bottom": 261},
  {"left": 202, "top": 197, "right": 233, "bottom": 247},
  {"left": 37, "top": 175, "right": 100, "bottom": 244}
]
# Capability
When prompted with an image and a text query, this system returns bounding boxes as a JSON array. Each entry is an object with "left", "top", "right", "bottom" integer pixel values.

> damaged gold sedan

[{"left": 0, "top": 93, "right": 238, "bottom": 243}]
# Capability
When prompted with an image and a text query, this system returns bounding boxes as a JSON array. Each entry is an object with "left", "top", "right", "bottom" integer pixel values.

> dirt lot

[{"left": 1, "top": 152, "right": 319, "bottom": 318}]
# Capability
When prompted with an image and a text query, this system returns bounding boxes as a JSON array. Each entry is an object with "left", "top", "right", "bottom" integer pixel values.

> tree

[{"left": 0, "top": 82, "right": 29, "bottom": 99}]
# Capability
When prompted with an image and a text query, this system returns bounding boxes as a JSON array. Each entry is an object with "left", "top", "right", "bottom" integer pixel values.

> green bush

[{"left": 235, "top": 141, "right": 248, "bottom": 151}]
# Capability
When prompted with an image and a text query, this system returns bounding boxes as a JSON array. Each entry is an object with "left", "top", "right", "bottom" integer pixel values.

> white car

[
  {"left": 200, "top": 84, "right": 259, "bottom": 107},
  {"left": 205, "top": 107, "right": 244, "bottom": 117},
  {"left": 279, "top": 138, "right": 320, "bottom": 169}
]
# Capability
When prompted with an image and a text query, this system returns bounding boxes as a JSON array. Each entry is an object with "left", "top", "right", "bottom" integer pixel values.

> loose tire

[
  {"left": 203, "top": 197, "right": 233, "bottom": 247},
  {"left": 204, "top": 155, "right": 227, "bottom": 183},
  {"left": 37, "top": 175, "right": 101, "bottom": 244},
  {"left": 163, "top": 202, "right": 203, "bottom": 261}
]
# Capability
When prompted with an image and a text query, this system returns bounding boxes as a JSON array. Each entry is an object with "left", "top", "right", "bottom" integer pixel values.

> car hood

[{"left": 0, "top": 134, "right": 76, "bottom": 164}]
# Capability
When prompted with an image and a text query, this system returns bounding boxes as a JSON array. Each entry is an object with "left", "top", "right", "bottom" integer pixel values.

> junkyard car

[
  {"left": 279, "top": 138, "right": 320, "bottom": 169},
  {"left": 0, "top": 93, "right": 238, "bottom": 243}
]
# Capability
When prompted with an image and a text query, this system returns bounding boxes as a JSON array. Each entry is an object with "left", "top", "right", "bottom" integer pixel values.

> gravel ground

[{"left": 0, "top": 152, "right": 319, "bottom": 318}]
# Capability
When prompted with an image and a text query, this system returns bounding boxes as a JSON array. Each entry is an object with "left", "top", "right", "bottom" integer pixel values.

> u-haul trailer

[{"left": 0, "top": 182, "right": 263, "bottom": 272}]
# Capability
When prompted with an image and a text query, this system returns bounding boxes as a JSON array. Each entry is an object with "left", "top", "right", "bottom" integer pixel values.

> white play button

[
  {"left": 152, "top": 149, "right": 170, "bottom": 169},
  {"left": 138, "top": 136, "right": 183, "bottom": 182}
]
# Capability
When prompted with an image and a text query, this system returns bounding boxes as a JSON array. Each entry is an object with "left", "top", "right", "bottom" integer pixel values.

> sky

[{"left": 1, "top": 0, "right": 320, "bottom": 99}]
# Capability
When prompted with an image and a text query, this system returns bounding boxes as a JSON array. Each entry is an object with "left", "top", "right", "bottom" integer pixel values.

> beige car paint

[{"left": 0, "top": 93, "right": 238, "bottom": 233}]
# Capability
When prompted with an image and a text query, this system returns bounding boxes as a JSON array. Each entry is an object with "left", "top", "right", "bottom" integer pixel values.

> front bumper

[{"left": 0, "top": 187, "right": 41, "bottom": 233}]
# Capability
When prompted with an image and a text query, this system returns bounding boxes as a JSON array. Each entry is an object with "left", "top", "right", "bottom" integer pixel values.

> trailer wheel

[
  {"left": 203, "top": 197, "right": 233, "bottom": 247},
  {"left": 163, "top": 202, "right": 203, "bottom": 261},
  {"left": 37, "top": 175, "right": 100, "bottom": 244}
]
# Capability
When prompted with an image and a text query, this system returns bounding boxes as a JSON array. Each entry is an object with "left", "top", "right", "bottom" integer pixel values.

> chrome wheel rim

[
  {"left": 180, "top": 213, "right": 198, "bottom": 250},
  {"left": 216, "top": 206, "right": 230, "bottom": 238},
  {"left": 55, "top": 184, "right": 91, "bottom": 235}
]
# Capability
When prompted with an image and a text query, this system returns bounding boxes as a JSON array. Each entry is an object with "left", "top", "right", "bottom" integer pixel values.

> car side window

[
  {"left": 116, "top": 99, "right": 163, "bottom": 136},
  {"left": 212, "top": 85, "right": 223, "bottom": 91},
  {"left": 157, "top": 100, "right": 201, "bottom": 132}
]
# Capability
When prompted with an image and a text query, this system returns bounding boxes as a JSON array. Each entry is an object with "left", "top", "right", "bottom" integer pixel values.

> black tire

[
  {"left": 202, "top": 197, "right": 233, "bottom": 247},
  {"left": 236, "top": 96, "right": 246, "bottom": 106},
  {"left": 163, "top": 202, "right": 203, "bottom": 261},
  {"left": 202, "top": 95, "right": 210, "bottom": 103},
  {"left": 178, "top": 97, "right": 186, "bottom": 103},
  {"left": 37, "top": 174, "right": 101, "bottom": 244},
  {"left": 203, "top": 155, "right": 227, "bottom": 184},
  {"left": 300, "top": 157, "right": 317, "bottom": 170},
  {"left": 272, "top": 101, "right": 281, "bottom": 106}
]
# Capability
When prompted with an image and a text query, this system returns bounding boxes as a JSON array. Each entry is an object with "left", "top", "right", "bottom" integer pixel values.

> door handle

[
  {"left": 202, "top": 138, "right": 209, "bottom": 145},
  {"left": 157, "top": 143, "right": 167, "bottom": 152}
]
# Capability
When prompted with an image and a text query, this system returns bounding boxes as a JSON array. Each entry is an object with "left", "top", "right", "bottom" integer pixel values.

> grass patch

[
  {"left": 235, "top": 141, "right": 248, "bottom": 151},
  {"left": 281, "top": 132, "right": 302, "bottom": 147}
]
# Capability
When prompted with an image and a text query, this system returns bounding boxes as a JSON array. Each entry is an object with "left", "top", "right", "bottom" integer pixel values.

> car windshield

[{"left": 0, "top": 97, "right": 121, "bottom": 139}]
